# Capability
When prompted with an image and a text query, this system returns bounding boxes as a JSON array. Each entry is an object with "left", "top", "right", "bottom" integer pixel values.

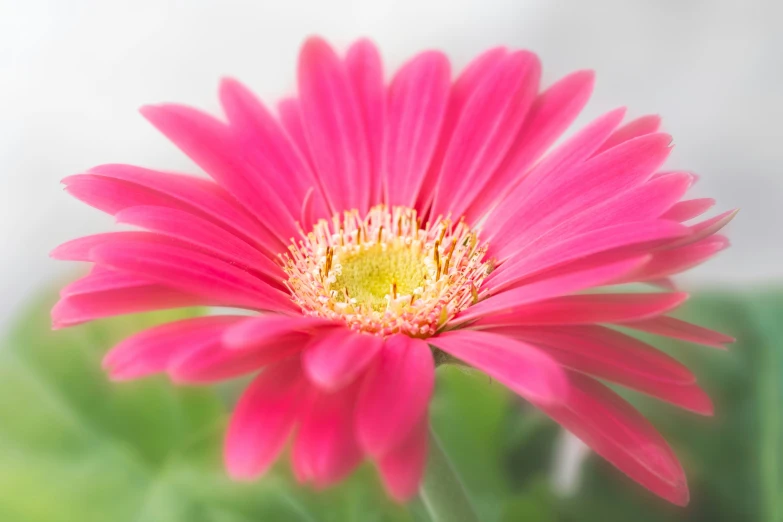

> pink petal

[
  {"left": 668, "top": 209, "right": 738, "bottom": 248},
  {"left": 345, "top": 38, "right": 385, "bottom": 205},
  {"left": 465, "top": 70, "right": 595, "bottom": 222},
  {"left": 493, "top": 132, "right": 673, "bottom": 261},
  {"left": 140, "top": 104, "right": 298, "bottom": 242},
  {"left": 624, "top": 316, "right": 734, "bottom": 349},
  {"left": 102, "top": 315, "right": 243, "bottom": 380},
  {"left": 378, "top": 417, "right": 428, "bottom": 502},
  {"left": 90, "top": 239, "right": 294, "bottom": 312},
  {"left": 471, "top": 292, "right": 688, "bottom": 328},
  {"left": 115, "top": 205, "right": 283, "bottom": 281},
  {"left": 430, "top": 330, "right": 567, "bottom": 405},
  {"left": 51, "top": 231, "right": 172, "bottom": 261},
  {"left": 356, "top": 335, "right": 434, "bottom": 457},
  {"left": 553, "top": 171, "right": 694, "bottom": 238},
  {"left": 484, "top": 221, "right": 687, "bottom": 294},
  {"left": 430, "top": 51, "right": 541, "bottom": 220},
  {"left": 628, "top": 236, "right": 729, "bottom": 282},
  {"left": 52, "top": 282, "right": 203, "bottom": 329},
  {"left": 458, "top": 256, "right": 648, "bottom": 324},
  {"left": 64, "top": 174, "right": 174, "bottom": 214},
  {"left": 84, "top": 164, "right": 281, "bottom": 254},
  {"left": 277, "top": 98, "right": 316, "bottom": 173},
  {"left": 297, "top": 37, "right": 371, "bottom": 214},
  {"left": 594, "top": 114, "right": 661, "bottom": 154},
  {"left": 219, "top": 77, "right": 328, "bottom": 220},
  {"left": 661, "top": 198, "right": 716, "bottom": 222},
  {"left": 303, "top": 328, "right": 384, "bottom": 390},
  {"left": 59, "top": 266, "right": 150, "bottom": 297},
  {"left": 415, "top": 46, "right": 508, "bottom": 212},
  {"left": 483, "top": 108, "right": 625, "bottom": 245},
  {"left": 169, "top": 332, "right": 310, "bottom": 383},
  {"left": 534, "top": 373, "right": 689, "bottom": 506},
  {"left": 505, "top": 324, "right": 695, "bottom": 384},
  {"left": 293, "top": 383, "right": 363, "bottom": 487},
  {"left": 225, "top": 358, "right": 307, "bottom": 480},
  {"left": 383, "top": 50, "right": 451, "bottom": 208},
  {"left": 498, "top": 325, "right": 712, "bottom": 414},
  {"left": 223, "top": 314, "right": 333, "bottom": 350}
]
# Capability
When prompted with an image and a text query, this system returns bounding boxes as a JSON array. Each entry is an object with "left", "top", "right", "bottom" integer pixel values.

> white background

[{"left": 1, "top": 0, "right": 781, "bottom": 327}]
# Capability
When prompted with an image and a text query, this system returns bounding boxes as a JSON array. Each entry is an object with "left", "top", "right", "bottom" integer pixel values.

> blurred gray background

[{"left": 2, "top": 0, "right": 781, "bottom": 327}]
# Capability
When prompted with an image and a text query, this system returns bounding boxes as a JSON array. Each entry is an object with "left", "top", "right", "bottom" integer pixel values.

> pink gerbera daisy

[{"left": 52, "top": 36, "right": 735, "bottom": 505}]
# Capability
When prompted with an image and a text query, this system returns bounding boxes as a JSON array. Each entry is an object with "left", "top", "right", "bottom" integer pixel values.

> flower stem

[{"left": 417, "top": 428, "right": 481, "bottom": 522}]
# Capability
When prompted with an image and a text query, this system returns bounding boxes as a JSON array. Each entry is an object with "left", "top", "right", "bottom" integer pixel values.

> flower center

[{"left": 283, "top": 205, "right": 490, "bottom": 337}]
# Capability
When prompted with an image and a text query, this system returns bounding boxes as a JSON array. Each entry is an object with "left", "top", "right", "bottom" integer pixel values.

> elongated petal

[
  {"left": 59, "top": 266, "right": 149, "bottom": 297},
  {"left": 115, "top": 205, "right": 283, "bottom": 281},
  {"left": 628, "top": 236, "right": 729, "bottom": 282},
  {"left": 219, "top": 77, "right": 328, "bottom": 220},
  {"left": 471, "top": 292, "right": 688, "bottom": 328},
  {"left": 298, "top": 37, "right": 371, "bottom": 213},
  {"left": 277, "top": 98, "right": 316, "bottom": 172},
  {"left": 384, "top": 50, "right": 451, "bottom": 208},
  {"left": 466, "top": 70, "right": 595, "bottom": 221},
  {"left": 497, "top": 325, "right": 712, "bottom": 414},
  {"left": 345, "top": 39, "right": 385, "bottom": 205},
  {"left": 624, "top": 316, "right": 734, "bottom": 348},
  {"left": 505, "top": 325, "right": 695, "bottom": 384},
  {"left": 416, "top": 47, "right": 508, "bottom": 211},
  {"left": 484, "top": 221, "right": 687, "bottom": 294},
  {"left": 102, "top": 315, "right": 243, "bottom": 380},
  {"left": 90, "top": 240, "right": 294, "bottom": 312},
  {"left": 303, "top": 328, "right": 384, "bottom": 390},
  {"left": 169, "top": 333, "right": 310, "bottom": 383},
  {"left": 224, "top": 315, "right": 334, "bottom": 350},
  {"left": 668, "top": 209, "right": 738, "bottom": 248},
  {"left": 595, "top": 114, "right": 661, "bottom": 154},
  {"left": 493, "top": 132, "right": 673, "bottom": 260},
  {"left": 51, "top": 231, "right": 172, "bottom": 261},
  {"left": 85, "top": 164, "right": 281, "bottom": 253},
  {"left": 458, "top": 256, "right": 648, "bottom": 324},
  {"left": 534, "top": 373, "right": 689, "bottom": 506},
  {"left": 52, "top": 283, "right": 203, "bottom": 328},
  {"left": 430, "top": 330, "right": 567, "bottom": 405},
  {"left": 140, "top": 103, "right": 298, "bottom": 242},
  {"left": 552, "top": 172, "right": 694, "bottom": 239},
  {"left": 661, "top": 198, "right": 715, "bottom": 222},
  {"left": 225, "top": 358, "right": 307, "bottom": 479},
  {"left": 484, "top": 108, "right": 625, "bottom": 243},
  {"left": 378, "top": 417, "right": 428, "bottom": 502},
  {"left": 357, "top": 335, "right": 434, "bottom": 457},
  {"left": 293, "top": 383, "right": 363, "bottom": 487},
  {"left": 430, "top": 51, "right": 540, "bottom": 219}
]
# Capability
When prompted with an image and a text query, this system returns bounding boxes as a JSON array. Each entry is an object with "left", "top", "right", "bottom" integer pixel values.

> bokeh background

[{"left": 1, "top": 1, "right": 781, "bottom": 521}]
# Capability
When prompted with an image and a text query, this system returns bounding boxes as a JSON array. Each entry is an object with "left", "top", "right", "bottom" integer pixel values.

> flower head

[{"left": 52, "top": 36, "right": 734, "bottom": 504}]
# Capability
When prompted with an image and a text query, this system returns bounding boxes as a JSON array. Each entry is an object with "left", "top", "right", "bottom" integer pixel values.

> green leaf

[{"left": 0, "top": 291, "right": 409, "bottom": 522}]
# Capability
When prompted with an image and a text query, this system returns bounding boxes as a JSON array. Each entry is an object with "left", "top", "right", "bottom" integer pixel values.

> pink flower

[{"left": 52, "top": 36, "right": 734, "bottom": 505}]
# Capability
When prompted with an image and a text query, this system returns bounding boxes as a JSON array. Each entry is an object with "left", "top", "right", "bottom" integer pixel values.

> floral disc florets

[{"left": 283, "top": 205, "right": 490, "bottom": 337}]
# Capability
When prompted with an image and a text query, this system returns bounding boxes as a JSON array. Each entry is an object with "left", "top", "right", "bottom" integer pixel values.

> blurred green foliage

[{"left": 0, "top": 289, "right": 779, "bottom": 521}]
